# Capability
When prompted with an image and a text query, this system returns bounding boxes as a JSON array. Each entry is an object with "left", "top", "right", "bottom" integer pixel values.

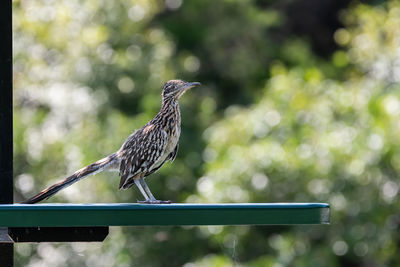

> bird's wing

[
  {"left": 168, "top": 143, "right": 179, "bottom": 162},
  {"left": 118, "top": 127, "right": 168, "bottom": 189}
]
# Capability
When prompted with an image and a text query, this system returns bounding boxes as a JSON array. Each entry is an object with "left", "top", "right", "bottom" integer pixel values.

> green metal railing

[{"left": 0, "top": 203, "right": 329, "bottom": 227}]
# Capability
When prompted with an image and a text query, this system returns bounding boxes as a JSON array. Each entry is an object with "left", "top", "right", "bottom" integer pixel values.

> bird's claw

[{"left": 137, "top": 200, "right": 173, "bottom": 204}]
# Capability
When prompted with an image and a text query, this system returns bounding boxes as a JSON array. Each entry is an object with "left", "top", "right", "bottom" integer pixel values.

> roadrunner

[{"left": 23, "top": 80, "right": 201, "bottom": 204}]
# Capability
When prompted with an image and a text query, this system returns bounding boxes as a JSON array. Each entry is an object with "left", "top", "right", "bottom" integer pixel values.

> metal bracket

[
  {"left": 0, "top": 228, "right": 13, "bottom": 243},
  {"left": 8, "top": 227, "right": 109, "bottom": 243}
]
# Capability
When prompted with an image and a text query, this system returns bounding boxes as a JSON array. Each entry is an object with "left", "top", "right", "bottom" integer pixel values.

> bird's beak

[{"left": 181, "top": 81, "right": 201, "bottom": 91}]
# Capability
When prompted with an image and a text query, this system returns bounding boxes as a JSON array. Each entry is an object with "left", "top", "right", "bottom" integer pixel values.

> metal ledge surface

[{"left": 0, "top": 203, "right": 329, "bottom": 227}]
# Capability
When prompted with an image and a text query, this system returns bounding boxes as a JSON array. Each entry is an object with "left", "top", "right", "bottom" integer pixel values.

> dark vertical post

[
  {"left": 0, "top": 0, "right": 13, "bottom": 204},
  {"left": 0, "top": 0, "right": 14, "bottom": 266}
]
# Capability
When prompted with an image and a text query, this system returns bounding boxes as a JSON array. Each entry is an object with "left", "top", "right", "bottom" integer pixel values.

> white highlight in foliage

[
  {"left": 348, "top": 159, "right": 365, "bottom": 176},
  {"left": 184, "top": 55, "right": 200, "bottom": 72},
  {"left": 128, "top": 5, "right": 146, "bottom": 22},
  {"left": 166, "top": 0, "right": 182, "bottom": 10},
  {"left": 36, "top": 243, "right": 68, "bottom": 267},
  {"left": 203, "top": 148, "right": 217, "bottom": 163},
  {"left": 97, "top": 43, "right": 114, "bottom": 63},
  {"left": 332, "top": 240, "right": 348, "bottom": 256},
  {"left": 26, "top": 128, "right": 44, "bottom": 161},
  {"left": 381, "top": 181, "right": 399, "bottom": 203},
  {"left": 329, "top": 126, "right": 357, "bottom": 148},
  {"left": 197, "top": 176, "right": 214, "bottom": 195},
  {"left": 251, "top": 173, "right": 269, "bottom": 190},
  {"left": 65, "top": 145, "right": 83, "bottom": 174},
  {"left": 118, "top": 76, "right": 135, "bottom": 93},
  {"left": 296, "top": 143, "right": 312, "bottom": 159},
  {"left": 383, "top": 96, "right": 400, "bottom": 116},
  {"left": 330, "top": 194, "right": 347, "bottom": 211},
  {"left": 265, "top": 110, "right": 281, "bottom": 127},
  {"left": 75, "top": 57, "right": 92, "bottom": 76},
  {"left": 253, "top": 121, "right": 269, "bottom": 138},
  {"left": 367, "top": 134, "right": 383, "bottom": 150},
  {"left": 206, "top": 225, "right": 223, "bottom": 235},
  {"left": 307, "top": 179, "right": 329, "bottom": 195},
  {"left": 226, "top": 185, "right": 247, "bottom": 201},
  {"left": 16, "top": 173, "right": 34, "bottom": 194}
]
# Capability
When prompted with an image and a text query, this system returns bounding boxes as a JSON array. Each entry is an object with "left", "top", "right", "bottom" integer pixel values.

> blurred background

[{"left": 12, "top": 0, "right": 400, "bottom": 266}]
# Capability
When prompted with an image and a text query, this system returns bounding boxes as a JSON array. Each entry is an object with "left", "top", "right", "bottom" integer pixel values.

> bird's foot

[{"left": 137, "top": 200, "right": 173, "bottom": 204}]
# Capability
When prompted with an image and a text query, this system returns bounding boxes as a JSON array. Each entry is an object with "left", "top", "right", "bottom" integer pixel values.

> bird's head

[{"left": 162, "top": 80, "right": 201, "bottom": 100}]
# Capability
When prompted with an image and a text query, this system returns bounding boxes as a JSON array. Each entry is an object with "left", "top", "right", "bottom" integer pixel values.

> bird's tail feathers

[{"left": 22, "top": 153, "right": 118, "bottom": 204}]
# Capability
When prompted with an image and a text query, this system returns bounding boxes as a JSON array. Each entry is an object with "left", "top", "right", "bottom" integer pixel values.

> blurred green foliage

[{"left": 12, "top": 0, "right": 399, "bottom": 266}]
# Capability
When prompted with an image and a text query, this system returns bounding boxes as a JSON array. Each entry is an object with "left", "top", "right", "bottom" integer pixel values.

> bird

[{"left": 23, "top": 79, "right": 201, "bottom": 204}]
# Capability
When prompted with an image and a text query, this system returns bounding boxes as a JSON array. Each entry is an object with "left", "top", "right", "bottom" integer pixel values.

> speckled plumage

[
  {"left": 117, "top": 95, "right": 181, "bottom": 190},
  {"left": 23, "top": 80, "right": 201, "bottom": 204}
]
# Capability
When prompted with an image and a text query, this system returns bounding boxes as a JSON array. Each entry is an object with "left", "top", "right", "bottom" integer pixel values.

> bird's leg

[
  {"left": 138, "top": 177, "right": 172, "bottom": 204},
  {"left": 140, "top": 177, "right": 156, "bottom": 201},
  {"left": 134, "top": 179, "right": 150, "bottom": 202}
]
